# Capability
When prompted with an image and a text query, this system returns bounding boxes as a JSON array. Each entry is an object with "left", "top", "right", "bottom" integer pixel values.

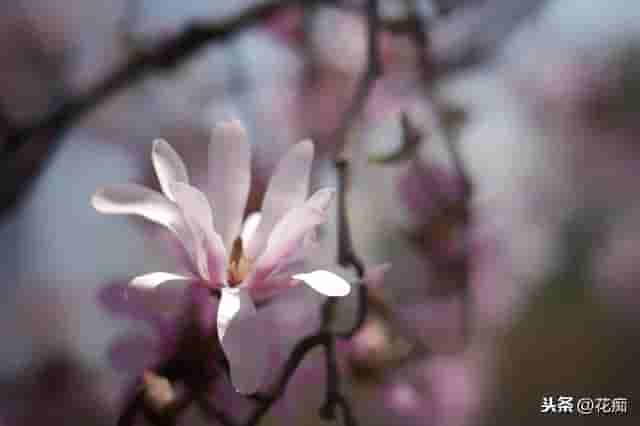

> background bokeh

[{"left": 1, "top": 1, "right": 639, "bottom": 425}]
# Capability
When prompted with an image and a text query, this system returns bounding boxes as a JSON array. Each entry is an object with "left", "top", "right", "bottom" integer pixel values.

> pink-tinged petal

[
  {"left": 217, "top": 287, "right": 267, "bottom": 394},
  {"left": 171, "top": 182, "right": 227, "bottom": 284},
  {"left": 91, "top": 183, "right": 199, "bottom": 265},
  {"left": 249, "top": 188, "right": 335, "bottom": 285},
  {"left": 152, "top": 139, "right": 189, "bottom": 202},
  {"left": 169, "top": 182, "right": 214, "bottom": 236},
  {"left": 92, "top": 184, "right": 206, "bottom": 276},
  {"left": 245, "top": 140, "right": 314, "bottom": 260},
  {"left": 249, "top": 274, "right": 297, "bottom": 302},
  {"left": 252, "top": 228, "right": 319, "bottom": 288},
  {"left": 240, "top": 212, "right": 262, "bottom": 251},
  {"left": 292, "top": 270, "right": 351, "bottom": 297},
  {"left": 208, "top": 120, "right": 252, "bottom": 252},
  {"left": 92, "top": 184, "right": 184, "bottom": 232}
]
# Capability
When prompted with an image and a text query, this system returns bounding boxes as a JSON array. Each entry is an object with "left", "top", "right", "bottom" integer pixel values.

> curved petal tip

[{"left": 293, "top": 270, "right": 351, "bottom": 297}]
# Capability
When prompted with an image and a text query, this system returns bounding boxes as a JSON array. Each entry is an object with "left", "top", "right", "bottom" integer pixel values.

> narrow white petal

[
  {"left": 208, "top": 120, "right": 252, "bottom": 252},
  {"left": 152, "top": 139, "right": 189, "bottom": 201},
  {"left": 292, "top": 270, "right": 351, "bottom": 297},
  {"left": 128, "top": 272, "right": 194, "bottom": 315},
  {"left": 249, "top": 188, "right": 335, "bottom": 284},
  {"left": 91, "top": 184, "right": 190, "bottom": 241},
  {"left": 241, "top": 212, "right": 262, "bottom": 252},
  {"left": 245, "top": 140, "right": 314, "bottom": 260},
  {"left": 217, "top": 287, "right": 267, "bottom": 394},
  {"left": 171, "top": 182, "right": 228, "bottom": 285},
  {"left": 130, "top": 272, "right": 193, "bottom": 289},
  {"left": 170, "top": 182, "right": 214, "bottom": 236}
]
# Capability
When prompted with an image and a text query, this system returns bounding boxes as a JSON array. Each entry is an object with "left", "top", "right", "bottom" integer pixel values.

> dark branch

[
  {"left": 318, "top": 336, "right": 339, "bottom": 420},
  {"left": 246, "top": 332, "right": 331, "bottom": 426},
  {"left": 3, "top": 0, "right": 331, "bottom": 156},
  {"left": 335, "top": 394, "right": 357, "bottom": 426},
  {"left": 335, "top": 160, "right": 366, "bottom": 277},
  {"left": 116, "top": 390, "right": 144, "bottom": 426},
  {"left": 197, "top": 397, "right": 240, "bottom": 426},
  {"left": 335, "top": 282, "right": 368, "bottom": 339},
  {"left": 332, "top": 0, "right": 382, "bottom": 155}
]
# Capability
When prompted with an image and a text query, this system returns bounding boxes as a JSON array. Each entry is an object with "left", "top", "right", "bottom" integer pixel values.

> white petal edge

[
  {"left": 91, "top": 184, "right": 191, "bottom": 244},
  {"left": 249, "top": 187, "right": 335, "bottom": 283},
  {"left": 152, "top": 139, "right": 189, "bottom": 202},
  {"left": 130, "top": 272, "right": 194, "bottom": 289},
  {"left": 245, "top": 140, "right": 314, "bottom": 260},
  {"left": 208, "top": 119, "right": 252, "bottom": 252},
  {"left": 241, "top": 212, "right": 262, "bottom": 252},
  {"left": 217, "top": 287, "right": 267, "bottom": 394},
  {"left": 292, "top": 270, "right": 351, "bottom": 297},
  {"left": 128, "top": 272, "right": 194, "bottom": 315}
]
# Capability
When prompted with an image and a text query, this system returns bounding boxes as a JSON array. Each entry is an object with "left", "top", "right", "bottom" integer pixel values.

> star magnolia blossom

[{"left": 91, "top": 120, "right": 351, "bottom": 394}]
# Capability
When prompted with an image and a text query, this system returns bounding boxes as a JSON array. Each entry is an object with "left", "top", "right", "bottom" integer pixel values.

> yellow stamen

[{"left": 228, "top": 237, "right": 252, "bottom": 286}]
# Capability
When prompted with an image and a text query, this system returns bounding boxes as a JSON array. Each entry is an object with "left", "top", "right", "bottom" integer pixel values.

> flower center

[{"left": 228, "top": 237, "right": 252, "bottom": 286}]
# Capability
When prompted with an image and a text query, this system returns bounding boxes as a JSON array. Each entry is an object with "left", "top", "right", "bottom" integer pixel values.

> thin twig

[
  {"left": 335, "top": 160, "right": 366, "bottom": 277},
  {"left": 332, "top": 0, "right": 382, "bottom": 155},
  {"left": 197, "top": 397, "right": 239, "bottom": 426},
  {"left": 335, "top": 394, "right": 357, "bottom": 426},
  {"left": 335, "top": 282, "right": 368, "bottom": 339},
  {"left": 246, "top": 332, "right": 331, "bottom": 426}
]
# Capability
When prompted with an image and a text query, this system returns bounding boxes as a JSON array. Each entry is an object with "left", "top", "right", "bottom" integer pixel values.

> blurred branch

[
  {"left": 0, "top": 0, "right": 541, "bottom": 217},
  {"left": 197, "top": 397, "right": 239, "bottom": 426},
  {"left": 2, "top": 0, "right": 331, "bottom": 156},
  {"left": 332, "top": 0, "right": 382, "bottom": 156},
  {"left": 427, "top": 0, "right": 548, "bottom": 74},
  {"left": 0, "top": 0, "right": 342, "bottom": 217},
  {"left": 247, "top": 332, "right": 331, "bottom": 425},
  {"left": 335, "top": 160, "right": 366, "bottom": 277},
  {"left": 1, "top": 0, "right": 541, "bottom": 156},
  {"left": 383, "top": 0, "right": 547, "bottom": 77}
]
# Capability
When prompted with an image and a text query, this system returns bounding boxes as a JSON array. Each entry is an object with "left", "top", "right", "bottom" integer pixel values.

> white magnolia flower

[{"left": 92, "top": 120, "right": 351, "bottom": 394}]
